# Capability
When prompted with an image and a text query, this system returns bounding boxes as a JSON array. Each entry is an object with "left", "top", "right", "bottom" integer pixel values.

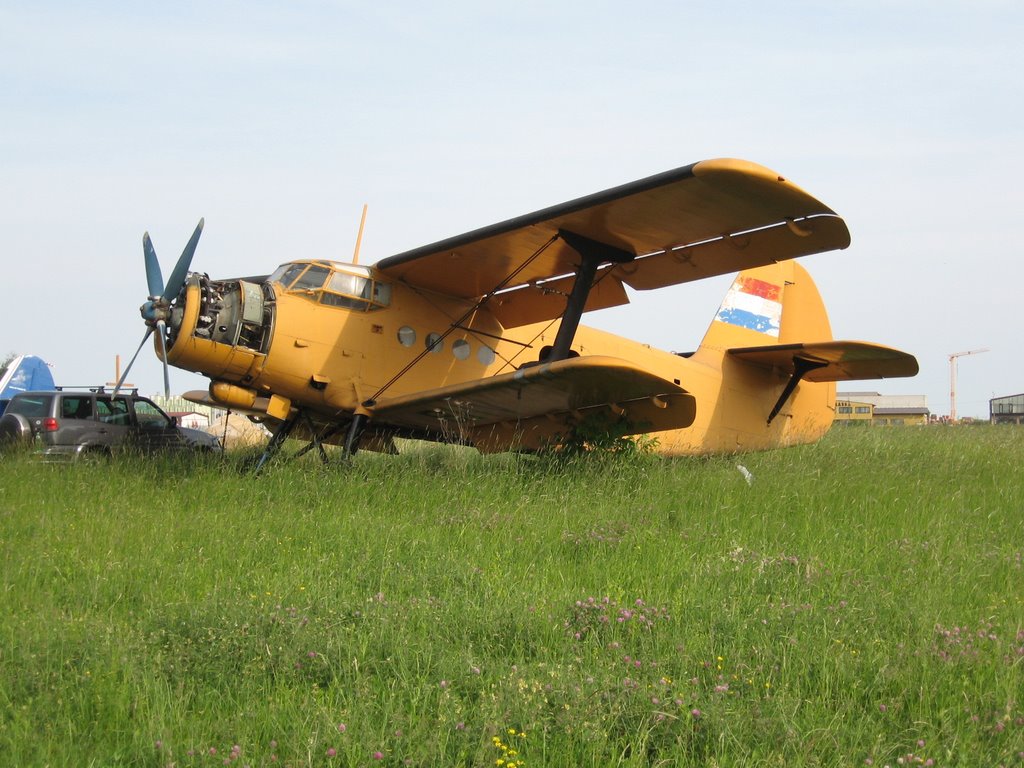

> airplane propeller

[{"left": 115, "top": 218, "right": 204, "bottom": 398}]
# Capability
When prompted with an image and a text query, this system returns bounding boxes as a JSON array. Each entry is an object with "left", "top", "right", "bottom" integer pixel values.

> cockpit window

[
  {"left": 291, "top": 265, "right": 330, "bottom": 291},
  {"left": 328, "top": 272, "right": 371, "bottom": 299},
  {"left": 269, "top": 263, "right": 330, "bottom": 292},
  {"left": 372, "top": 282, "right": 391, "bottom": 306},
  {"left": 270, "top": 263, "right": 307, "bottom": 288},
  {"left": 270, "top": 261, "right": 391, "bottom": 310},
  {"left": 321, "top": 270, "right": 391, "bottom": 311}
]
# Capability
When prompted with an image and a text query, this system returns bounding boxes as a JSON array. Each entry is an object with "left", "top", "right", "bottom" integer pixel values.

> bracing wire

[{"left": 365, "top": 233, "right": 561, "bottom": 405}]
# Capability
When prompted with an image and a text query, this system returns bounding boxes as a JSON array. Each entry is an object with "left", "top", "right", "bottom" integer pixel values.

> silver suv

[{"left": 0, "top": 388, "right": 221, "bottom": 460}]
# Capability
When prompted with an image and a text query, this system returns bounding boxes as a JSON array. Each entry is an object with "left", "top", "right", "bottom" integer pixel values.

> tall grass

[{"left": 1, "top": 426, "right": 1022, "bottom": 766}]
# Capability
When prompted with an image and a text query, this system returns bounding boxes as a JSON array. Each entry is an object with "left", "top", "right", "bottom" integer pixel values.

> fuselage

[{"left": 163, "top": 259, "right": 835, "bottom": 455}]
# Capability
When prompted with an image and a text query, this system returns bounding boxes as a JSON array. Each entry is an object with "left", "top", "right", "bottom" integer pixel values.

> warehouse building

[
  {"left": 990, "top": 393, "right": 1024, "bottom": 424},
  {"left": 834, "top": 392, "right": 930, "bottom": 427}
]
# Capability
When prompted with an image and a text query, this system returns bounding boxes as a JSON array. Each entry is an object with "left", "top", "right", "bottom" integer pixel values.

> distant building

[
  {"left": 153, "top": 394, "right": 216, "bottom": 424},
  {"left": 166, "top": 410, "right": 210, "bottom": 429},
  {"left": 835, "top": 391, "right": 930, "bottom": 427},
  {"left": 990, "top": 393, "right": 1024, "bottom": 425},
  {"left": 835, "top": 398, "right": 874, "bottom": 425}
]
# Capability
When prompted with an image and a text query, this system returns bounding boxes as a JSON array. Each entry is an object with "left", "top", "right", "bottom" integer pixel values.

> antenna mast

[
  {"left": 948, "top": 348, "right": 988, "bottom": 421},
  {"left": 351, "top": 204, "right": 368, "bottom": 265}
]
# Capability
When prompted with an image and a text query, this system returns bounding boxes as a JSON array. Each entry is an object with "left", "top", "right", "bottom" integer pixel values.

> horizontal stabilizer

[
  {"left": 371, "top": 355, "right": 696, "bottom": 450},
  {"left": 728, "top": 341, "right": 919, "bottom": 381}
]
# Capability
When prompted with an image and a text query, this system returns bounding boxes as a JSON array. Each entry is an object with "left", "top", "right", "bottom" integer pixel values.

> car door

[
  {"left": 94, "top": 396, "right": 134, "bottom": 449},
  {"left": 130, "top": 398, "right": 184, "bottom": 451},
  {"left": 57, "top": 394, "right": 98, "bottom": 448}
]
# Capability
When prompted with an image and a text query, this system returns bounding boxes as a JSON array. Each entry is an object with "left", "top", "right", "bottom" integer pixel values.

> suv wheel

[
  {"left": 0, "top": 413, "right": 33, "bottom": 445},
  {"left": 79, "top": 446, "right": 111, "bottom": 463}
]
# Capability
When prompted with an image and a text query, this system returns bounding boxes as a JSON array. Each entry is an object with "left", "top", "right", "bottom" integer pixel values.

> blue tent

[{"left": 0, "top": 355, "right": 56, "bottom": 415}]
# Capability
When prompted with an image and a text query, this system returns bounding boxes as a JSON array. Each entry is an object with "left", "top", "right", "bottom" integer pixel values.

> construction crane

[{"left": 949, "top": 348, "right": 988, "bottom": 422}]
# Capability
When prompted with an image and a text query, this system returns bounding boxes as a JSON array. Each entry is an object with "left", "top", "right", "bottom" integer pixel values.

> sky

[{"left": 1, "top": 1, "right": 1021, "bottom": 418}]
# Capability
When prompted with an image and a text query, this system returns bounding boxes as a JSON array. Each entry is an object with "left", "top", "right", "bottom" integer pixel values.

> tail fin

[
  {"left": 673, "top": 261, "right": 917, "bottom": 454},
  {"left": 697, "top": 260, "right": 832, "bottom": 353},
  {"left": 0, "top": 355, "right": 55, "bottom": 400},
  {"left": 0, "top": 355, "right": 56, "bottom": 415}
]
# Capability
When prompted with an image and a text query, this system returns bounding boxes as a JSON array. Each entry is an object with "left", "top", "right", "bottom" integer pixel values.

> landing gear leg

[
  {"left": 293, "top": 414, "right": 343, "bottom": 464},
  {"left": 252, "top": 412, "right": 300, "bottom": 474},
  {"left": 342, "top": 409, "right": 371, "bottom": 460}
]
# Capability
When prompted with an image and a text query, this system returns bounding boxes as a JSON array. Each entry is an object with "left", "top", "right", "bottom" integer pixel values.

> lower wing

[{"left": 370, "top": 355, "right": 696, "bottom": 451}]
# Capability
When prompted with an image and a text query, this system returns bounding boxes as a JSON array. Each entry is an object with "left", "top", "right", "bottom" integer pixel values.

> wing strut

[
  {"left": 766, "top": 355, "right": 829, "bottom": 425},
  {"left": 548, "top": 229, "right": 634, "bottom": 361}
]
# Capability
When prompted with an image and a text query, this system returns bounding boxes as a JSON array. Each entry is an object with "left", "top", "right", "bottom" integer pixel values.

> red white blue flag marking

[{"left": 715, "top": 277, "right": 783, "bottom": 337}]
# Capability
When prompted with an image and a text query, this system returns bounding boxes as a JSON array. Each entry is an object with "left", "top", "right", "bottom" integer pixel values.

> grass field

[{"left": 1, "top": 426, "right": 1023, "bottom": 766}]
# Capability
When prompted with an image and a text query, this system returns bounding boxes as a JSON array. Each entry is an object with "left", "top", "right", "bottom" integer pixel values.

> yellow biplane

[{"left": 117, "top": 158, "right": 917, "bottom": 465}]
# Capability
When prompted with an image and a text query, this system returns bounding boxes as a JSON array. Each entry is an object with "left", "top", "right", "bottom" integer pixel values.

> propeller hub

[{"left": 140, "top": 299, "right": 170, "bottom": 325}]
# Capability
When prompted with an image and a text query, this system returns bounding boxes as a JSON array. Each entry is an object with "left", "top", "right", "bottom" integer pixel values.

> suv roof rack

[{"left": 54, "top": 385, "right": 140, "bottom": 395}]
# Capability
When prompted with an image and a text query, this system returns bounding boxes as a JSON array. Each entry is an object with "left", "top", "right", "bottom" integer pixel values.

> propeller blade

[
  {"left": 156, "top": 320, "right": 171, "bottom": 398},
  {"left": 161, "top": 218, "right": 204, "bottom": 303},
  {"left": 143, "top": 233, "right": 164, "bottom": 299},
  {"left": 114, "top": 327, "right": 154, "bottom": 395}
]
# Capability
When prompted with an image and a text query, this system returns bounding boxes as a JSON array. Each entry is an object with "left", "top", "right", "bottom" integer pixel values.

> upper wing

[
  {"left": 369, "top": 355, "right": 696, "bottom": 451},
  {"left": 727, "top": 341, "right": 920, "bottom": 381},
  {"left": 375, "top": 158, "right": 850, "bottom": 327}
]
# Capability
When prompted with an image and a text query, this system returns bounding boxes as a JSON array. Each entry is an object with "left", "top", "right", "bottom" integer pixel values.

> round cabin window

[
  {"left": 397, "top": 326, "right": 416, "bottom": 347},
  {"left": 477, "top": 345, "right": 495, "bottom": 365},
  {"left": 425, "top": 333, "right": 444, "bottom": 354},
  {"left": 452, "top": 339, "right": 471, "bottom": 360}
]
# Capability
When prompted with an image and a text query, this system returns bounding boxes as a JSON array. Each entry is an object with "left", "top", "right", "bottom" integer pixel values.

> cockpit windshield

[{"left": 269, "top": 261, "right": 391, "bottom": 311}]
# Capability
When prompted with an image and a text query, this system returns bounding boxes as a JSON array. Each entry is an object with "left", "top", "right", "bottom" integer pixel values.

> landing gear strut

[
  {"left": 252, "top": 411, "right": 301, "bottom": 474},
  {"left": 251, "top": 409, "right": 368, "bottom": 473}
]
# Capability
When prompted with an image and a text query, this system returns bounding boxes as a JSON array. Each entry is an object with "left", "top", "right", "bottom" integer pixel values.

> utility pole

[
  {"left": 106, "top": 354, "right": 134, "bottom": 390},
  {"left": 949, "top": 348, "right": 988, "bottom": 422}
]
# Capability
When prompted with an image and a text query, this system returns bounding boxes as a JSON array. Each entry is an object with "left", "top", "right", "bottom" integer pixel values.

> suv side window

[
  {"left": 96, "top": 397, "right": 131, "bottom": 427},
  {"left": 133, "top": 399, "right": 172, "bottom": 429},
  {"left": 61, "top": 396, "right": 94, "bottom": 420},
  {"left": 9, "top": 394, "right": 52, "bottom": 418}
]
